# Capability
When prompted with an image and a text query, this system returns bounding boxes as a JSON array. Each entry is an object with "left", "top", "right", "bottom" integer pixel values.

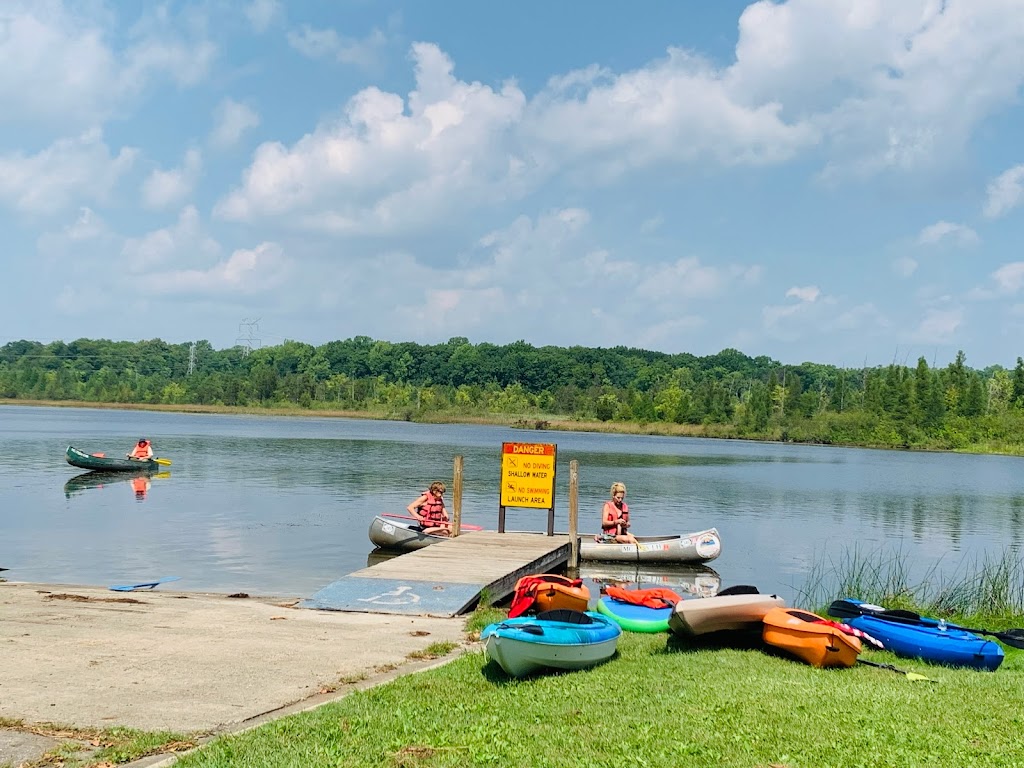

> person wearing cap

[{"left": 127, "top": 439, "right": 154, "bottom": 460}]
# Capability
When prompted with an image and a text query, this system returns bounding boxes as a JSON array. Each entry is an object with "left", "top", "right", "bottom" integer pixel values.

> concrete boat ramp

[{"left": 302, "top": 531, "right": 573, "bottom": 616}]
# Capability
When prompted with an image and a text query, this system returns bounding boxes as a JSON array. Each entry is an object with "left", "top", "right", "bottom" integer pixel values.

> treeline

[{"left": 3, "top": 336, "right": 1024, "bottom": 452}]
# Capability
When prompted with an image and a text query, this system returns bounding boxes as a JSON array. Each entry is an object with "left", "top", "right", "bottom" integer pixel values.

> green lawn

[{"left": 173, "top": 629, "right": 1024, "bottom": 768}]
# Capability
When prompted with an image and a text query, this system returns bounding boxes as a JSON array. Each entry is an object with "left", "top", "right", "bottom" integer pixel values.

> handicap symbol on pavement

[{"left": 357, "top": 585, "right": 422, "bottom": 605}]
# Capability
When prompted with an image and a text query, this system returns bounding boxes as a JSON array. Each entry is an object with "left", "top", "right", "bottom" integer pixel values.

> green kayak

[{"left": 65, "top": 445, "right": 160, "bottom": 472}]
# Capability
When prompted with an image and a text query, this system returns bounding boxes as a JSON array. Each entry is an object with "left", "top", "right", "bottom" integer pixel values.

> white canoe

[
  {"left": 367, "top": 515, "right": 446, "bottom": 552},
  {"left": 668, "top": 593, "right": 786, "bottom": 638},
  {"left": 579, "top": 528, "right": 721, "bottom": 564}
]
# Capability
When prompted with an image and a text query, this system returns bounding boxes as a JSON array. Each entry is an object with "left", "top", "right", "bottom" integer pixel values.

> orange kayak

[
  {"left": 762, "top": 607, "right": 862, "bottom": 668},
  {"left": 509, "top": 574, "right": 590, "bottom": 617}
]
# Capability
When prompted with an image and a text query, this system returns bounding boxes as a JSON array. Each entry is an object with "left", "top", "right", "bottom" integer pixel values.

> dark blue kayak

[{"left": 837, "top": 599, "right": 1004, "bottom": 671}]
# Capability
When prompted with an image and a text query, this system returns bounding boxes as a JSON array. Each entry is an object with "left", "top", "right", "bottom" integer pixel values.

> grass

[
  {"left": 169, "top": 631, "right": 1024, "bottom": 768},
  {"left": 0, "top": 718, "right": 197, "bottom": 767}
]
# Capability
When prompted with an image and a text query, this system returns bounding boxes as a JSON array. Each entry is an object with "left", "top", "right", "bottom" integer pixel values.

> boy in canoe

[
  {"left": 127, "top": 438, "right": 153, "bottom": 460},
  {"left": 408, "top": 481, "right": 452, "bottom": 536}
]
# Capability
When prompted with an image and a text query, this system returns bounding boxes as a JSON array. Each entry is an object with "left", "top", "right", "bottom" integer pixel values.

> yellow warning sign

[{"left": 500, "top": 442, "right": 556, "bottom": 509}]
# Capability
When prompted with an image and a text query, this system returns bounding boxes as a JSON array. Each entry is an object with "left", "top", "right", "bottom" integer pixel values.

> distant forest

[{"left": 3, "top": 336, "right": 1024, "bottom": 454}]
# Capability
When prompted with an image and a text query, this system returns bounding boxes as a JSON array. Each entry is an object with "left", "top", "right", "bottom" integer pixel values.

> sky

[{"left": 3, "top": 0, "right": 1024, "bottom": 369}]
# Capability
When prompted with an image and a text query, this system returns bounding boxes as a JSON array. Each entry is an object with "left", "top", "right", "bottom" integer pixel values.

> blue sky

[{"left": 3, "top": 0, "right": 1024, "bottom": 369}]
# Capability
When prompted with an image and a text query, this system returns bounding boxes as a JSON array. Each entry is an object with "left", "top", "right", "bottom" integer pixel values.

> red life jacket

[
  {"left": 129, "top": 442, "right": 152, "bottom": 459},
  {"left": 602, "top": 500, "right": 629, "bottom": 532},
  {"left": 508, "top": 574, "right": 586, "bottom": 618},
  {"left": 603, "top": 586, "right": 681, "bottom": 609},
  {"left": 418, "top": 493, "right": 446, "bottom": 524}
]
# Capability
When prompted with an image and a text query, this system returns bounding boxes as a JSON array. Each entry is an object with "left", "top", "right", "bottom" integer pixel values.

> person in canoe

[
  {"left": 407, "top": 481, "right": 452, "bottom": 536},
  {"left": 597, "top": 481, "right": 637, "bottom": 544},
  {"left": 127, "top": 438, "right": 154, "bottom": 461}
]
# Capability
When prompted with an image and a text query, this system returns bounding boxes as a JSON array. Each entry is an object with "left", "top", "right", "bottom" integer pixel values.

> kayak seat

[{"left": 536, "top": 609, "right": 593, "bottom": 624}]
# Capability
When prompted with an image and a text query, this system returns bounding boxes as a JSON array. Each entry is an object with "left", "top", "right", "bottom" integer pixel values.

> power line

[{"left": 235, "top": 318, "right": 262, "bottom": 358}]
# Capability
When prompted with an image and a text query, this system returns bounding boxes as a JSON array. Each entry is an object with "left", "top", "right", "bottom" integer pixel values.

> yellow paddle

[{"left": 153, "top": 458, "right": 172, "bottom": 466}]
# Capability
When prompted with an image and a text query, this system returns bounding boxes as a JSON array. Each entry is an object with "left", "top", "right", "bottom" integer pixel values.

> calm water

[{"left": 2, "top": 405, "right": 1023, "bottom": 603}]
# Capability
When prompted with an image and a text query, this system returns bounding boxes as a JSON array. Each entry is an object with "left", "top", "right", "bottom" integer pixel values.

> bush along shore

[{"left": 4, "top": 338, "right": 1024, "bottom": 455}]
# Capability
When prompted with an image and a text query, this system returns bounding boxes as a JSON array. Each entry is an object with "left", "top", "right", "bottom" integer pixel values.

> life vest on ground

[
  {"left": 602, "top": 500, "right": 629, "bottom": 532},
  {"left": 418, "top": 493, "right": 446, "bottom": 524},
  {"left": 602, "top": 586, "right": 682, "bottom": 609},
  {"left": 509, "top": 574, "right": 589, "bottom": 618}
]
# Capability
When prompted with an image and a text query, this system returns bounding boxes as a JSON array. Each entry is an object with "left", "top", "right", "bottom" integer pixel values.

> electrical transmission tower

[
  {"left": 236, "top": 318, "right": 262, "bottom": 357},
  {"left": 187, "top": 342, "right": 197, "bottom": 375}
]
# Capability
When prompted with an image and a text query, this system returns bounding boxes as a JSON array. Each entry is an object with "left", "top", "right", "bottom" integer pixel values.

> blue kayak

[
  {"left": 482, "top": 610, "right": 621, "bottom": 677},
  {"left": 595, "top": 597, "right": 672, "bottom": 633},
  {"left": 837, "top": 599, "right": 1004, "bottom": 671}
]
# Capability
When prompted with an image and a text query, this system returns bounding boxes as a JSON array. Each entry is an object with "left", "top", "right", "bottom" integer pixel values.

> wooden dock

[{"left": 300, "top": 532, "right": 572, "bottom": 617}]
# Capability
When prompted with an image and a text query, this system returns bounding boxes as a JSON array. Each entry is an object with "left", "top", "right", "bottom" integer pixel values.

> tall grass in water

[{"left": 798, "top": 545, "right": 1024, "bottom": 621}]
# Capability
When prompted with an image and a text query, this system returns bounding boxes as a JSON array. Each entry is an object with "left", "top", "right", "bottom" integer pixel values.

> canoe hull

[
  {"left": 669, "top": 593, "right": 787, "bottom": 638},
  {"left": 762, "top": 607, "right": 861, "bottom": 668},
  {"left": 368, "top": 515, "right": 446, "bottom": 552},
  {"left": 65, "top": 445, "right": 158, "bottom": 472},
  {"left": 838, "top": 599, "right": 1004, "bottom": 671},
  {"left": 579, "top": 528, "right": 721, "bottom": 564},
  {"left": 481, "top": 612, "right": 621, "bottom": 677}
]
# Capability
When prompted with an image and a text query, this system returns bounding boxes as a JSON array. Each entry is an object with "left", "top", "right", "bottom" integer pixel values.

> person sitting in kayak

[
  {"left": 407, "top": 481, "right": 452, "bottom": 536},
  {"left": 127, "top": 439, "right": 153, "bottom": 461},
  {"left": 597, "top": 481, "right": 637, "bottom": 544}
]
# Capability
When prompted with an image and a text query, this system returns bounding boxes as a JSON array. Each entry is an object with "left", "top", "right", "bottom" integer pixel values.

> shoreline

[{"left": 4, "top": 397, "right": 1020, "bottom": 457}]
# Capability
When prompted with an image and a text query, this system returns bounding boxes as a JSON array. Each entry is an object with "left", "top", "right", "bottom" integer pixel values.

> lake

[{"left": 2, "top": 405, "right": 1023, "bottom": 604}]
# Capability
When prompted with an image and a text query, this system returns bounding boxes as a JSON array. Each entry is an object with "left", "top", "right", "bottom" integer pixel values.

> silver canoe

[
  {"left": 668, "top": 593, "right": 786, "bottom": 638},
  {"left": 578, "top": 527, "right": 721, "bottom": 564},
  {"left": 367, "top": 515, "right": 446, "bottom": 552}
]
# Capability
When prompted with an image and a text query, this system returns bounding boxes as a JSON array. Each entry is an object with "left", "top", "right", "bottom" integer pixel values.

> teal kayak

[{"left": 481, "top": 610, "right": 621, "bottom": 677}]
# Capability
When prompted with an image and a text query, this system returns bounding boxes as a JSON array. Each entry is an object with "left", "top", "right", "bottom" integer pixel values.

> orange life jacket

[
  {"left": 418, "top": 493, "right": 445, "bottom": 524},
  {"left": 602, "top": 586, "right": 681, "bottom": 609},
  {"left": 129, "top": 442, "right": 152, "bottom": 459}
]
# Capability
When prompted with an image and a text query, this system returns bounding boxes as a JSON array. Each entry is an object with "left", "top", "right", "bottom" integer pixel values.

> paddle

[
  {"left": 828, "top": 599, "right": 1024, "bottom": 650},
  {"left": 109, "top": 576, "right": 181, "bottom": 592},
  {"left": 153, "top": 458, "right": 172, "bottom": 466},
  {"left": 858, "top": 659, "right": 935, "bottom": 682},
  {"left": 381, "top": 513, "right": 482, "bottom": 531}
]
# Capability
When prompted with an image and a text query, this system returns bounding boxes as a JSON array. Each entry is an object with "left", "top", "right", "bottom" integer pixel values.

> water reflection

[
  {"left": 367, "top": 548, "right": 401, "bottom": 568},
  {"left": 576, "top": 563, "right": 722, "bottom": 597},
  {"left": 63, "top": 470, "right": 170, "bottom": 501}
]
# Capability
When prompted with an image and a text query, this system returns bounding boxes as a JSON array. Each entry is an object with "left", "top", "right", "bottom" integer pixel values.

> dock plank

[{"left": 301, "top": 532, "right": 572, "bottom": 616}]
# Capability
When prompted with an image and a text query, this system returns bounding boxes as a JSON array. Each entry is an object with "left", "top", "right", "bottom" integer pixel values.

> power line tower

[
  {"left": 236, "top": 318, "right": 262, "bottom": 357},
  {"left": 187, "top": 342, "right": 197, "bottom": 375}
]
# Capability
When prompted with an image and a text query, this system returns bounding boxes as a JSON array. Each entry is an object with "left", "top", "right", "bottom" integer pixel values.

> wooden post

[
  {"left": 452, "top": 455, "right": 463, "bottom": 537},
  {"left": 568, "top": 460, "right": 579, "bottom": 568}
]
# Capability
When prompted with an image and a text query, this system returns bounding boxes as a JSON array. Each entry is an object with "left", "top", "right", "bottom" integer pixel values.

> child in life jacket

[
  {"left": 407, "top": 481, "right": 452, "bottom": 536},
  {"left": 597, "top": 481, "right": 637, "bottom": 544},
  {"left": 127, "top": 439, "right": 153, "bottom": 460}
]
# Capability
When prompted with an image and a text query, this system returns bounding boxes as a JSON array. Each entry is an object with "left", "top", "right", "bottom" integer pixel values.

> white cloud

[
  {"left": 210, "top": 99, "right": 260, "bottom": 149},
  {"left": 911, "top": 307, "right": 963, "bottom": 343},
  {"left": 893, "top": 256, "right": 918, "bottom": 278},
  {"left": 991, "top": 263, "right": 1024, "bottom": 295},
  {"left": 916, "top": 220, "right": 979, "bottom": 247},
  {"left": 245, "top": 0, "right": 282, "bottom": 33},
  {"left": 121, "top": 206, "right": 221, "bottom": 271},
  {"left": 983, "top": 164, "right": 1024, "bottom": 219},
  {"left": 729, "top": 0, "right": 1024, "bottom": 178},
  {"left": 0, "top": 3, "right": 215, "bottom": 130},
  {"left": 287, "top": 24, "right": 388, "bottom": 70},
  {"left": 140, "top": 242, "right": 290, "bottom": 296},
  {"left": 141, "top": 149, "right": 202, "bottom": 210},
  {"left": 0, "top": 129, "right": 137, "bottom": 214},
  {"left": 785, "top": 285, "right": 820, "bottom": 302}
]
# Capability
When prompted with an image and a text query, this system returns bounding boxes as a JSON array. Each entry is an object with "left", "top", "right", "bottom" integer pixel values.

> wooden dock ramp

[{"left": 300, "top": 532, "right": 572, "bottom": 617}]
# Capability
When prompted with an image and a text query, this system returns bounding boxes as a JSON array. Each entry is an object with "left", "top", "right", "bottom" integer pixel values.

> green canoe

[{"left": 65, "top": 445, "right": 160, "bottom": 472}]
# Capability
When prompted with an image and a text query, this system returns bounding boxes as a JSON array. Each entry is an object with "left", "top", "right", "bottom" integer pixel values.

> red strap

[{"left": 813, "top": 618, "right": 883, "bottom": 649}]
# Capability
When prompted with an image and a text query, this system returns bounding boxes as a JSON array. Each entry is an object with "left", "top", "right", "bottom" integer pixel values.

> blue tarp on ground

[{"left": 300, "top": 577, "right": 481, "bottom": 616}]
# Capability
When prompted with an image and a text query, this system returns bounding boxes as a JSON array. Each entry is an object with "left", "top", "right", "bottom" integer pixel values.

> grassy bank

[{"left": 172, "top": 617, "right": 1022, "bottom": 768}]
